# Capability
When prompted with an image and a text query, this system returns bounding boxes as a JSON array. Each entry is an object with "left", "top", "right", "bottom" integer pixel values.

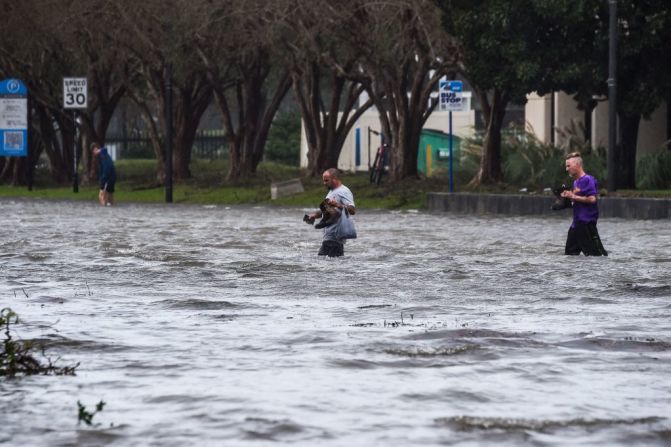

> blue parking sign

[{"left": 0, "top": 78, "right": 28, "bottom": 157}]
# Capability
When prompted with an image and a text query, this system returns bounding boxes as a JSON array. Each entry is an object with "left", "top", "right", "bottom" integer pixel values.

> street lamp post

[
  {"left": 607, "top": 0, "right": 617, "bottom": 193},
  {"left": 164, "top": 63, "right": 173, "bottom": 203}
]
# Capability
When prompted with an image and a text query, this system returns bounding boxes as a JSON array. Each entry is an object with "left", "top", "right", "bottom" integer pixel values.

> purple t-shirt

[{"left": 571, "top": 174, "right": 599, "bottom": 227}]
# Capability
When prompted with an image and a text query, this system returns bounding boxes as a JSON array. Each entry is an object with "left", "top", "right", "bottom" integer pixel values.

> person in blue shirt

[{"left": 91, "top": 142, "right": 116, "bottom": 207}]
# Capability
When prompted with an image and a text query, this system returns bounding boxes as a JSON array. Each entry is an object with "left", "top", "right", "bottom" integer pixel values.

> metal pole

[
  {"left": 73, "top": 110, "right": 79, "bottom": 193},
  {"left": 449, "top": 111, "right": 454, "bottom": 193},
  {"left": 607, "top": 0, "right": 617, "bottom": 192},
  {"left": 165, "top": 63, "right": 173, "bottom": 203},
  {"left": 27, "top": 92, "right": 33, "bottom": 191},
  {"left": 550, "top": 93, "right": 555, "bottom": 146},
  {"left": 367, "top": 127, "right": 371, "bottom": 170}
]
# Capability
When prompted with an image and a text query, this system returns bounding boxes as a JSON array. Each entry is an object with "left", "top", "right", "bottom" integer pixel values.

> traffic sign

[
  {"left": 63, "top": 77, "right": 88, "bottom": 109},
  {"left": 439, "top": 80, "right": 465, "bottom": 112},
  {"left": 0, "top": 78, "right": 28, "bottom": 157}
]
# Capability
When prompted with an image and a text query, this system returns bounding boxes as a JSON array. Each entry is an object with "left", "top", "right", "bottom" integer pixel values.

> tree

[
  {"left": 0, "top": 0, "right": 130, "bottom": 186},
  {"left": 608, "top": 1, "right": 671, "bottom": 188},
  {"left": 438, "top": 0, "right": 605, "bottom": 186},
  {"left": 195, "top": 0, "right": 291, "bottom": 182},
  {"left": 110, "top": 0, "right": 212, "bottom": 181},
  {"left": 333, "top": 0, "right": 459, "bottom": 181},
  {"left": 68, "top": 0, "right": 129, "bottom": 184},
  {"left": 281, "top": 0, "right": 374, "bottom": 176},
  {"left": 0, "top": 0, "right": 80, "bottom": 185}
]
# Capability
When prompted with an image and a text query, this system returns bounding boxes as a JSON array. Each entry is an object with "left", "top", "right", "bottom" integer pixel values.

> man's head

[
  {"left": 91, "top": 142, "right": 102, "bottom": 156},
  {"left": 565, "top": 152, "right": 584, "bottom": 179},
  {"left": 322, "top": 168, "right": 342, "bottom": 190}
]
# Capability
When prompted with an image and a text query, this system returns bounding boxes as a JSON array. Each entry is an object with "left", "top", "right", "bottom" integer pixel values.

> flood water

[{"left": 1, "top": 199, "right": 670, "bottom": 446}]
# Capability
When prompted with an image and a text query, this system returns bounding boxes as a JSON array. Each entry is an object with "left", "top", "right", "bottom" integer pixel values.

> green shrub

[
  {"left": 460, "top": 123, "right": 608, "bottom": 190},
  {"left": 1, "top": 307, "right": 78, "bottom": 377},
  {"left": 637, "top": 150, "right": 671, "bottom": 190},
  {"left": 265, "top": 111, "right": 301, "bottom": 165}
]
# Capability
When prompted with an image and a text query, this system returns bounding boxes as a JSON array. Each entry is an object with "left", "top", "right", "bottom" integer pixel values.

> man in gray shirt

[{"left": 306, "top": 168, "right": 356, "bottom": 257}]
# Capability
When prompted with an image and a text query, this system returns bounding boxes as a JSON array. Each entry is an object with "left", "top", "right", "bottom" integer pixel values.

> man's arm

[
  {"left": 561, "top": 190, "right": 597, "bottom": 204},
  {"left": 326, "top": 198, "right": 355, "bottom": 215}
]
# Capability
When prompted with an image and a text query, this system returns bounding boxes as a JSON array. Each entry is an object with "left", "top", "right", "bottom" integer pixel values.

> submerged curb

[{"left": 427, "top": 192, "right": 670, "bottom": 219}]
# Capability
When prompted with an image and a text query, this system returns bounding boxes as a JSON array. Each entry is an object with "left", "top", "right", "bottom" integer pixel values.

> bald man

[
  {"left": 306, "top": 168, "right": 356, "bottom": 257},
  {"left": 560, "top": 152, "right": 608, "bottom": 256}
]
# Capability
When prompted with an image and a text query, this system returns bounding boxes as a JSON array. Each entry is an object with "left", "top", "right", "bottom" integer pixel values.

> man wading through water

[
  {"left": 561, "top": 152, "right": 608, "bottom": 256},
  {"left": 92, "top": 142, "right": 116, "bottom": 207},
  {"left": 306, "top": 168, "right": 356, "bottom": 257}
]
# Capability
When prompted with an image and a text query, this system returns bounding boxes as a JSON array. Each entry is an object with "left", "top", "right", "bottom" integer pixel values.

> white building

[
  {"left": 525, "top": 92, "right": 668, "bottom": 156},
  {"left": 300, "top": 92, "right": 474, "bottom": 172}
]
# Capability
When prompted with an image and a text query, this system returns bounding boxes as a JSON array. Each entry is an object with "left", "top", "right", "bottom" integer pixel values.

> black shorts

[
  {"left": 318, "top": 240, "right": 344, "bottom": 257},
  {"left": 101, "top": 183, "right": 115, "bottom": 193},
  {"left": 565, "top": 222, "right": 608, "bottom": 256}
]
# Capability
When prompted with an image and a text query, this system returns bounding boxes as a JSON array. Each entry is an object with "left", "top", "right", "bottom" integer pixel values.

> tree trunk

[
  {"left": 368, "top": 58, "right": 441, "bottom": 181},
  {"left": 217, "top": 71, "right": 290, "bottom": 182},
  {"left": 173, "top": 113, "right": 198, "bottom": 180},
  {"left": 294, "top": 64, "right": 373, "bottom": 176},
  {"left": 38, "top": 109, "right": 75, "bottom": 184},
  {"left": 0, "top": 158, "right": 14, "bottom": 183},
  {"left": 387, "top": 105, "right": 425, "bottom": 180},
  {"left": 131, "top": 95, "right": 166, "bottom": 183},
  {"left": 471, "top": 89, "right": 508, "bottom": 185},
  {"left": 616, "top": 112, "right": 640, "bottom": 189},
  {"left": 172, "top": 81, "right": 212, "bottom": 180}
]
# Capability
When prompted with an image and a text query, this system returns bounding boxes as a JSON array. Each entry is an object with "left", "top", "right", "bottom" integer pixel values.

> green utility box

[{"left": 417, "top": 129, "right": 460, "bottom": 177}]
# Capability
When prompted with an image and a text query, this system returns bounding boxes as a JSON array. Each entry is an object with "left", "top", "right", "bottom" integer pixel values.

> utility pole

[
  {"left": 164, "top": 63, "right": 173, "bottom": 203},
  {"left": 607, "top": 0, "right": 617, "bottom": 192}
]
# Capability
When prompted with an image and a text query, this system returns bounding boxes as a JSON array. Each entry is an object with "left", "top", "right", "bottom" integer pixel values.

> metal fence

[{"left": 105, "top": 132, "right": 228, "bottom": 160}]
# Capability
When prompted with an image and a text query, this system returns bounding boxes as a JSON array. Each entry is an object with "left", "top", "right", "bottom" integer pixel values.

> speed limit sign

[{"left": 63, "top": 77, "right": 87, "bottom": 109}]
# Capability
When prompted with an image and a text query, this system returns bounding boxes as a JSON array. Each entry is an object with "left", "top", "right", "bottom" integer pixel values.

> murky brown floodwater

[{"left": 1, "top": 199, "right": 670, "bottom": 446}]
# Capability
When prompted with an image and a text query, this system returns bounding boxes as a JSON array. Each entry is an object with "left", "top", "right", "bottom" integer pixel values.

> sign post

[
  {"left": 0, "top": 79, "right": 28, "bottom": 158},
  {"left": 439, "top": 80, "right": 464, "bottom": 192},
  {"left": 63, "top": 77, "right": 87, "bottom": 193}
]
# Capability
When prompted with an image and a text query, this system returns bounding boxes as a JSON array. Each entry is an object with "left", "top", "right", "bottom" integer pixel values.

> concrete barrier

[
  {"left": 270, "top": 178, "right": 304, "bottom": 200},
  {"left": 427, "top": 192, "right": 670, "bottom": 219}
]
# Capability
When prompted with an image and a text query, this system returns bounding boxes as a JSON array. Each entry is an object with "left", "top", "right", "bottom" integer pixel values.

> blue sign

[
  {"left": 0, "top": 78, "right": 28, "bottom": 157},
  {"left": 439, "top": 80, "right": 464, "bottom": 112}
]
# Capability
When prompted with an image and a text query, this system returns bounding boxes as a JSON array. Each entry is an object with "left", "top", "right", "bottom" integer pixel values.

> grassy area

[
  {"left": 0, "top": 159, "right": 451, "bottom": 209},
  {"left": 0, "top": 158, "right": 668, "bottom": 209}
]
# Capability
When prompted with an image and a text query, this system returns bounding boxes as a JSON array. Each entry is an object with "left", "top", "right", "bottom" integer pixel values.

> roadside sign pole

[
  {"left": 63, "top": 77, "right": 87, "bottom": 193},
  {"left": 449, "top": 111, "right": 454, "bottom": 193},
  {"left": 27, "top": 92, "right": 33, "bottom": 191},
  {"left": 440, "top": 79, "right": 462, "bottom": 193},
  {"left": 73, "top": 110, "right": 78, "bottom": 193}
]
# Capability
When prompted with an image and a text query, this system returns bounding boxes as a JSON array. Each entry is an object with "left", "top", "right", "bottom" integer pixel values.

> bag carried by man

[{"left": 336, "top": 207, "right": 357, "bottom": 240}]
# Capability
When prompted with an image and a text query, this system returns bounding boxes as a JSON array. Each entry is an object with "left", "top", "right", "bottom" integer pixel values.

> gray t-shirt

[{"left": 323, "top": 185, "right": 355, "bottom": 242}]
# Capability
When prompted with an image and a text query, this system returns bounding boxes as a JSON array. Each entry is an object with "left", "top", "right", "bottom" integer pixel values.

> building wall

[
  {"left": 638, "top": 105, "right": 668, "bottom": 154},
  {"left": 525, "top": 93, "right": 551, "bottom": 141},
  {"left": 592, "top": 100, "right": 609, "bottom": 149},
  {"left": 555, "top": 91, "right": 585, "bottom": 144},
  {"left": 525, "top": 92, "right": 668, "bottom": 157}
]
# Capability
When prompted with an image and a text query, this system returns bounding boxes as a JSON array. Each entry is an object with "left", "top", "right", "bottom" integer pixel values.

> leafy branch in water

[
  {"left": 1, "top": 308, "right": 79, "bottom": 377},
  {"left": 78, "top": 400, "right": 106, "bottom": 426}
]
